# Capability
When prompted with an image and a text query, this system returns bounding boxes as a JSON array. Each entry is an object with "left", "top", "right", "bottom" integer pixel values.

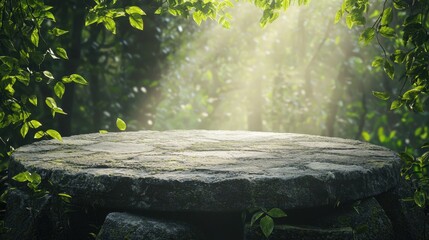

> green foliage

[
  {"left": 85, "top": 1, "right": 146, "bottom": 33},
  {"left": 0, "top": 0, "right": 70, "bottom": 158},
  {"left": 336, "top": 0, "right": 368, "bottom": 29},
  {"left": 338, "top": 0, "right": 429, "bottom": 210},
  {"left": 401, "top": 147, "right": 429, "bottom": 208},
  {"left": 359, "top": 27, "right": 375, "bottom": 45},
  {"left": 249, "top": 207, "right": 287, "bottom": 238},
  {"left": 12, "top": 171, "right": 42, "bottom": 192},
  {"left": 0, "top": 0, "right": 143, "bottom": 160},
  {"left": 154, "top": 0, "right": 309, "bottom": 28}
]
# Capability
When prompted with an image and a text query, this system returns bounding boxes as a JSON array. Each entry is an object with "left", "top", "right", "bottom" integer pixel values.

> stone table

[{"left": 6, "top": 130, "right": 404, "bottom": 240}]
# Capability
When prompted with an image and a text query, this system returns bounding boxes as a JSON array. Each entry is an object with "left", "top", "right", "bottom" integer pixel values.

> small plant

[
  {"left": 12, "top": 171, "right": 43, "bottom": 193},
  {"left": 400, "top": 144, "right": 429, "bottom": 209},
  {"left": 249, "top": 207, "right": 287, "bottom": 238}
]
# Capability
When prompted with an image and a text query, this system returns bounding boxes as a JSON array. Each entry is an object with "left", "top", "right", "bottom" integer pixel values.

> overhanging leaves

[
  {"left": 372, "top": 91, "right": 390, "bottom": 100},
  {"left": 359, "top": 28, "right": 375, "bottom": 45},
  {"left": 129, "top": 14, "right": 144, "bottom": 30}
]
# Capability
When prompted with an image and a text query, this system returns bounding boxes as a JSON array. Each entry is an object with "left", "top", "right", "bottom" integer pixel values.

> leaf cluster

[
  {"left": 0, "top": 0, "right": 89, "bottom": 146},
  {"left": 86, "top": 1, "right": 146, "bottom": 33},
  {"left": 400, "top": 145, "right": 429, "bottom": 208},
  {"left": 249, "top": 207, "right": 287, "bottom": 238}
]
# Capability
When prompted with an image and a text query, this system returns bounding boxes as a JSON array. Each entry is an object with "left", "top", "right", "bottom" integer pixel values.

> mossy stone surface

[{"left": 11, "top": 130, "right": 400, "bottom": 211}]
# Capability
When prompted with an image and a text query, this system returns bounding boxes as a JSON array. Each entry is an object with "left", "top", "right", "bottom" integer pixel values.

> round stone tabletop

[{"left": 11, "top": 130, "right": 400, "bottom": 211}]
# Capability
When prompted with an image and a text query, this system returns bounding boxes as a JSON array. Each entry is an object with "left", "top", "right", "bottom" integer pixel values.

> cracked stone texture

[{"left": 10, "top": 130, "right": 401, "bottom": 211}]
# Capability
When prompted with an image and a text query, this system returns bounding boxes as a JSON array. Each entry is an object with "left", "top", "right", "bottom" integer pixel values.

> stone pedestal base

[{"left": 97, "top": 212, "right": 202, "bottom": 240}]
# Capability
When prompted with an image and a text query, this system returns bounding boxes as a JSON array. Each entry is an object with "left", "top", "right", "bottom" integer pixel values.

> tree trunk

[{"left": 58, "top": 8, "right": 85, "bottom": 136}]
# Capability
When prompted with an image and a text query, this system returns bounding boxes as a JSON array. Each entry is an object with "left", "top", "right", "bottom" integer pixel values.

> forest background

[{"left": 0, "top": 0, "right": 428, "bottom": 229}]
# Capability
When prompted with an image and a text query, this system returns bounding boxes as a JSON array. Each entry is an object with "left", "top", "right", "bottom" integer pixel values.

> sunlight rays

[{"left": 152, "top": 1, "right": 350, "bottom": 134}]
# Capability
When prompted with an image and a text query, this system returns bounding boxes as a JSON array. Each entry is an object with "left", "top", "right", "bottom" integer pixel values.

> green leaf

[
  {"left": 390, "top": 100, "right": 403, "bottom": 110},
  {"left": 282, "top": 0, "right": 290, "bottom": 10},
  {"left": 359, "top": 28, "right": 375, "bottom": 45},
  {"left": 260, "top": 215, "right": 274, "bottom": 238},
  {"left": 414, "top": 190, "right": 426, "bottom": 208},
  {"left": 29, "top": 95, "right": 38, "bottom": 106},
  {"left": 372, "top": 91, "right": 390, "bottom": 100},
  {"left": 393, "top": 49, "right": 406, "bottom": 63},
  {"left": 52, "top": 28, "right": 68, "bottom": 36},
  {"left": 267, "top": 208, "right": 287, "bottom": 218},
  {"left": 384, "top": 60, "right": 394, "bottom": 79},
  {"left": 26, "top": 172, "right": 41, "bottom": 185},
  {"left": 31, "top": 28, "right": 39, "bottom": 47},
  {"left": 43, "top": 71, "right": 54, "bottom": 80},
  {"left": 12, "top": 171, "right": 31, "bottom": 182},
  {"left": 58, "top": 193, "right": 72, "bottom": 203},
  {"left": 219, "top": 16, "right": 231, "bottom": 29},
  {"left": 346, "top": 15, "right": 353, "bottom": 29},
  {"left": 43, "top": 11, "right": 56, "bottom": 22},
  {"left": 193, "top": 11, "right": 204, "bottom": 25},
  {"left": 379, "top": 26, "right": 395, "bottom": 38},
  {"left": 403, "top": 86, "right": 424, "bottom": 100},
  {"left": 58, "top": 193, "right": 72, "bottom": 198},
  {"left": 361, "top": 131, "right": 371, "bottom": 141},
  {"left": 107, "top": 8, "right": 126, "bottom": 18},
  {"left": 116, "top": 118, "right": 127, "bottom": 131},
  {"left": 20, "top": 123, "right": 29, "bottom": 138},
  {"left": 62, "top": 75, "right": 72, "bottom": 83},
  {"left": 351, "top": 13, "right": 366, "bottom": 26},
  {"left": 378, "top": 127, "right": 386, "bottom": 142},
  {"left": 103, "top": 17, "right": 116, "bottom": 34},
  {"left": 154, "top": 7, "right": 162, "bottom": 14},
  {"left": 53, "top": 107, "right": 67, "bottom": 115},
  {"left": 394, "top": 1, "right": 408, "bottom": 10},
  {"left": 250, "top": 211, "right": 264, "bottom": 226},
  {"left": 54, "top": 82, "right": 65, "bottom": 99},
  {"left": 399, "top": 152, "right": 414, "bottom": 164},
  {"left": 34, "top": 131, "right": 45, "bottom": 139},
  {"left": 55, "top": 47, "right": 68, "bottom": 59},
  {"left": 334, "top": 9, "right": 343, "bottom": 24},
  {"left": 70, "top": 74, "right": 88, "bottom": 85},
  {"left": 260, "top": 9, "right": 279, "bottom": 28},
  {"left": 125, "top": 6, "right": 146, "bottom": 15},
  {"left": 46, "top": 129, "right": 62, "bottom": 141},
  {"left": 404, "top": 14, "right": 421, "bottom": 26},
  {"left": 28, "top": 120, "right": 42, "bottom": 128},
  {"left": 45, "top": 97, "right": 57, "bottom": 109},
  {"left": 85, "top": 12, "right": 98, "bottom": 26},
  {"left": 381, "top": 7, "right": 393, "bottom": 25},
  {"left": 371, "top": 57, "right": 384, "bottom": 68},
  {"left": 129, "top": 14, "right": 144, "bottom": 30}
]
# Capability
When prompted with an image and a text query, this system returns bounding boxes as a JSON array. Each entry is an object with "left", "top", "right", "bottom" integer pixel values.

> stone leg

[
  {"left": 376, "top": 178, "right": 428, "bottom": 240},
  {"left": 3, "top": 188, "right": 51, "bottom": 240},
  {"left": 97, "top": 212, "right": 203, "bottom": 240}
]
